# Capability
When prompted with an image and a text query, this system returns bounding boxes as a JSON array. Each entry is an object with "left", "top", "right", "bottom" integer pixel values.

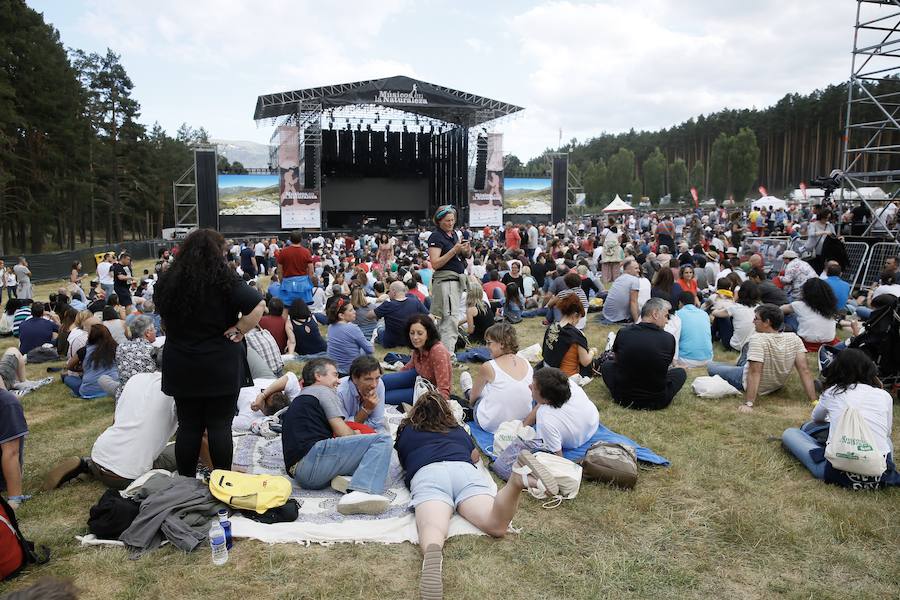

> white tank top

[{"left": 475, "top": 358, "right": 534, "bottom": 433}]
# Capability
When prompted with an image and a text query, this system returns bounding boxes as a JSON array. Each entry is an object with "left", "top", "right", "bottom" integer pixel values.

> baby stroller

[{"left": 818, "top": 294, "right": 900, "bottom": 396}]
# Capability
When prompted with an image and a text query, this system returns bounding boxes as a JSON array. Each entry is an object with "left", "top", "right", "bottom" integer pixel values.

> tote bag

[{"left": 824, "top": 401, "right": 887, "bottom": 477}]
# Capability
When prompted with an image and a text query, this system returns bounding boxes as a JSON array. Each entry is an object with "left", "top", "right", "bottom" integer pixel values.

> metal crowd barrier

[{"left": 859, "top": 241, "right": 900, "bottom": 290}]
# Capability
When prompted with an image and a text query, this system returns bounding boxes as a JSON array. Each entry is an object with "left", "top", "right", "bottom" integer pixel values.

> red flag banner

[
  {"left": 800, "top": 181, "right": 807, "bottom": 199},
  {"left": 690, "top": 187, "right": 699, "bottom": 207},
  {"left": 758, "top": 185, "right": 768, "bottom": 197}
]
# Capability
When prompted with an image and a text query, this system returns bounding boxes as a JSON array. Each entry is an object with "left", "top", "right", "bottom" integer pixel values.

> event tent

[
  {"left": 752, "top": 196, "right": 786, "bottom": 211},
  {"left": 603, "top": 195, "right": 634, "bottom": 212}
]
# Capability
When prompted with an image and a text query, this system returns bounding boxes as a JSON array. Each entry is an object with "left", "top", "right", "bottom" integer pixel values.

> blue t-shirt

[
  {"left": 824, "top": 275, "right": 850, "bottom": 311},
  {"left": 395, "top": 425, "right": 475, "bottom": 488},
  {"left": 676, "top": 305, "right": 713, "bottom": 361},
  {"left": 374, "top": 298, "right": 427, "bottom": 348},
  {"left": 0, "top": 390, "right": 27, "bottom": 492},
  {"left": 18, "top": 317, "right": 59, "bottom": 354}
]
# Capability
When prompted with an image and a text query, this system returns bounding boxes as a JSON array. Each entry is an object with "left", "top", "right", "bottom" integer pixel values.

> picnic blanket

[
  {"left": 468, "top": 420, "right": 670, "bottom": 466},
  {"left": 228, "top": 406, "right": 496, "bottom": 545}
]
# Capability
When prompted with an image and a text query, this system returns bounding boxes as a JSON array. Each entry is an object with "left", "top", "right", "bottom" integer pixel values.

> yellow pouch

[{"left": 209, "top": 470, "right": 293, "bottom": 514}]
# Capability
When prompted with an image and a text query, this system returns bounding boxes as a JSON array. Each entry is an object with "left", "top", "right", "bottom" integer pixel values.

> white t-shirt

[
  {"left": 97, "top": 262, "right": 113, "bottom": 285},
  {"left": 90, "top": 373, "right": 177, "bottom": 479},
  {"left": 535, "top": 382, "right": 600, "bottom": 453},
  {"left": 233, "top": 374, "right": 300, "bottom": 432},
  {"left": 791, "top": 301, "right": 836, "bottom": 343},
  {"left": 812, "top": 383, "right": 894, "bottom": 456},
  {"left": 254, "top": 242, "right": 266, "bottom": 257},
  {"left": 727, "top": 303, "right": 756, "bottom": 351},
  {"left": 475, "top": 360, "right": 533, "bottom": 433},
  {"left": 872, "top": 283, "right": 900, "bottom": 299}
]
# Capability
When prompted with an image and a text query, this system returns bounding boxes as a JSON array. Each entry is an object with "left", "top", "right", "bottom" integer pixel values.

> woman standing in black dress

[{"left": 154, "top": 229, "right": 264, "bottom": 476}]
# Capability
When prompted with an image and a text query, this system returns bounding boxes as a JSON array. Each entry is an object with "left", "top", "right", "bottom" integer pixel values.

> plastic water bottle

[{"left": 209, "top": 520, "right": 228, "bottom": 565}]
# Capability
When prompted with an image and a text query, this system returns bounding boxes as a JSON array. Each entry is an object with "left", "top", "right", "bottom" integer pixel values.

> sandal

[
  {"left": 420, "top": 543, "right": 443, "bottom": 600},
  {"left": 513, "top": 450, "right": 559, "bottom": 499}
]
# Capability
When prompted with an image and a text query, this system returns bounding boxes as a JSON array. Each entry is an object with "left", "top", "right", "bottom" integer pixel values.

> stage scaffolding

[{"left": 842, "top": 0, "right": 900, "bottom": 239}]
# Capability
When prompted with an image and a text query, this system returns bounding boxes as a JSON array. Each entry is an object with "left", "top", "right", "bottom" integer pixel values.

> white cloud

[{"left": 507, "top": 0, "right": 858, "bottom": 157}]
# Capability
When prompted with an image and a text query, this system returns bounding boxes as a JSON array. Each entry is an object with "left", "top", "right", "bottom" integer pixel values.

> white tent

[
  {"left": 752, "top": 196, "right": 786, "bottom": 211},
  {"left": 603, "top": 195, "right": 634, "bottom": 212}
]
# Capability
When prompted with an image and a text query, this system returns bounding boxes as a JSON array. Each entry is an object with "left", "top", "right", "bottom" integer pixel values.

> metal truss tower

[{"left": 842, "top": 0, "right": 900, "bottom": 239}]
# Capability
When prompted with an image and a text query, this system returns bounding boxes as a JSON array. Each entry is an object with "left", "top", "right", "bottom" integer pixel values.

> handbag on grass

[{"left": 582, "top": 441, "right": 638, "bottom": 489}]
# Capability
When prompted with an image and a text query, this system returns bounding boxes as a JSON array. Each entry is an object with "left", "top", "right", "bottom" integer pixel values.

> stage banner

[
  {"left": 277, "top": 125, "right": 321, "bottom": 229},
  {"left": 470, "top": 133, "right": 504, "bottom": 227}
]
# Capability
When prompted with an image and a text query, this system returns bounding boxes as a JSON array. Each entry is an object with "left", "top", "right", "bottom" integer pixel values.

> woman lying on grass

[{"left": 394, "top": 391, "right": 559, "bottom": 600}]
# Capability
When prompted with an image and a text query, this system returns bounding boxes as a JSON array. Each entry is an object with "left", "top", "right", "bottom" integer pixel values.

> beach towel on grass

[
  {"left": 468, "top": 420, "right": 670, "bottom": 466},
  {"left": 228, "top": 405, "right": 496, "bottom": 546}
]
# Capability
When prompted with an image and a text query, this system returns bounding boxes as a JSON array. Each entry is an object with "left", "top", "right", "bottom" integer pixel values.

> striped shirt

[
  {"left": 245, "top": 327, "right": 284, "bottom": 376},
  {"left": 12, "top": 307, "right": 31, "bottom": 337},
  {"left": 743, "top": 332, "right": 806, "bottom": 394}
]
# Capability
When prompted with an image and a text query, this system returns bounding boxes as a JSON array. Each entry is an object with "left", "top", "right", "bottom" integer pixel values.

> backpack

[
  {"left": 0, "top": 496, "right": 50, "bottom": 580},
  {"left": 581, "top": 441, "right": 638, "bottom": 489},
  {"left": 824, "top": 400, "right": 888, "bottom": 477},
  {"left": 209, "top": 470, "right": 292, "bottom": 514}
]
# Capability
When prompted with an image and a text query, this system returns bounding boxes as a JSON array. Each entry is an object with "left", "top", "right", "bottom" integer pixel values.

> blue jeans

[
  {"left": 63, "top": 374, "right": 82, "bottom": 396},
  {"left": 854, "top": 306, "right": 872, "bottom": 320},
  {"left": 295, "top": 432, "right": 392, "bottom": 495},
  {"left": 521, "top": 307, "right": 548, "bottom": 319},
  {"left": 382, "top": 368, "right": 418, "bottom": 405},
  {"left": 706, "top": 363, "right": 745, "bottom": 391},
  {"left": 711, "top": 316, "right": 734, "bottom": 349},
  {"left": 781, "top": 426, "right": 826, "bottom": 480},
  {"left": 101, "top": 283, "right": 114, "bottom": 298}
]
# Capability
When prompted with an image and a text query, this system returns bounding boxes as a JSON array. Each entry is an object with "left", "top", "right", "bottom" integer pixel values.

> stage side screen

[
  {"left": 504, "top": 178, "right": 552, "bottom": 215},
  {"left": 470, "top": 132, "right": 504, "bottom": 227},
  {"left": 218, "top": 174, "right": 280, "bottom": 216}
]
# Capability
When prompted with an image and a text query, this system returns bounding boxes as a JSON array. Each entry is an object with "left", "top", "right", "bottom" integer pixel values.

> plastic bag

[{"left": 691, "top": 375, "right": 741, "bottom": 398}]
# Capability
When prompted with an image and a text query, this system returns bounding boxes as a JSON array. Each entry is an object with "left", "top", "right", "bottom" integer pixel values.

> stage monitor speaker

[
  {"left": 551, "top": 156, "right": 568, "bottom": 223},
  {"left": 473, "top": 135, "right": 487, "bottom": 190},
  {"left": 195, "top": 148, "right": 218, "bottom": 229}
]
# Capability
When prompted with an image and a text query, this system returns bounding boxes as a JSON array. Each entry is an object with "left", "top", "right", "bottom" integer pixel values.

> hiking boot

[
  {"left": 330, "top": 475, "right": 351, "bottom": 494},
  {"left": 420, "top": 544, "right": 444, "bottom": 600},
  {"left": 42, "top": 457, "right": 88, "bottom": 491},
  {"left": 336, "top": 491, "right": 390, "bottom": 515}
]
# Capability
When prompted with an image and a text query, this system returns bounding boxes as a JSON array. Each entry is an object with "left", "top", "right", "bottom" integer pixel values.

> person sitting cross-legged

[
  {"left": 707, "top": 303, "right": 818, "bottom": 413},
  {"left": 42, "top": 372, "right": 178, "bottom": 491},
  {"left": 396, "top": 390, "right": 560, "bottom": 600},
  {"left": 281, "top": 357, "right": 393, "bottom": 515},
  {"left": 600, "top": 298, "right": 687, "bottom": 410},
  {"left": 781, "top": 349, "right": 899, "bottom": 489},
  {"left": 674, "top": 291, "right": 713, "bottom": 368}
]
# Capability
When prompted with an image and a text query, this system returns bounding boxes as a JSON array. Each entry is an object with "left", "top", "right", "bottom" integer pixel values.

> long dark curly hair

[
  {"left": 800, "top": 278, "right": 837, "bottom": 319},
  {"left": 153, "top": 229, "right": 239, "bottom": 331}
]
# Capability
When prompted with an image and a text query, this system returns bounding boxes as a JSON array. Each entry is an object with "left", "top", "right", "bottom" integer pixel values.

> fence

[
  {"left": 859, "top": 242, "right": 900, "bottom": 290},
  {"left": 1, "top": 240, "right": 173, "bottom": 283}
]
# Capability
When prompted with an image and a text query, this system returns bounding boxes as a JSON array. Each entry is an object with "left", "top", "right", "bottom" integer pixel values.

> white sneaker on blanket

[
  {"left": 337, "top": 491, "right": 390, "bottom": 515},
  {"left": 330, "top": 475, "right": 351, "bottom": 494}
]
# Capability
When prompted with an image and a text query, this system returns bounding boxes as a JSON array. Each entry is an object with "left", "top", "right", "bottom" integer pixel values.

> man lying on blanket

[
  {"left": 523, "top": 367, "right": 600, "bottom": 454},
  {"left": 281, "top": 357, "right": 394, "bottom": 515}
]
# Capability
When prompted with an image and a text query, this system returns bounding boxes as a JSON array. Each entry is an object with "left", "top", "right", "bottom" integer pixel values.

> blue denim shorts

[{"left": 409, "top": 461, "right": 494, "bottom": 508}]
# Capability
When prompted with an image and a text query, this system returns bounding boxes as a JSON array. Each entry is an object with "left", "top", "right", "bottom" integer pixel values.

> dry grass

[{"left": 1, "top": 268, "right": 899, "bottom": 599}]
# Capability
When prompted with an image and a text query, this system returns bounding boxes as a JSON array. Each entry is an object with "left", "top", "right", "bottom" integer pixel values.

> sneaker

[
  {"left": 330, "top": 474, "right": 351, "bottom": 494},
  {"left": 336, "top": 490, "right": 390, "bottom": 515},
  {"left": 420, "top": 544, "right": 444, "bottom": 600},
  {"left": 460, "top": 371, "right": 473, "bottom": 395},
  {"left": 42, "top": 457, "right": 88, "bottom": 491}
]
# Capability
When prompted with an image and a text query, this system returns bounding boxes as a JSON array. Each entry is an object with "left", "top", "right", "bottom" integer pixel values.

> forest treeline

[
  {"left": 509, "top": 79, "right": 900, "bottom": 206},
  {"left": 0, "top": 0, "right": 217, "bottom": 254}
]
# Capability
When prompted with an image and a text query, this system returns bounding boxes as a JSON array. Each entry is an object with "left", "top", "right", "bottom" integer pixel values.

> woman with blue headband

[{"left": 427, "top": 205, "right": 470, "bottom": 351}]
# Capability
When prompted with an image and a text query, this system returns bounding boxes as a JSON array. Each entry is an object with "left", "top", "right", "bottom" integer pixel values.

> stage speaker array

[
  {"left": 317, "top": 129, "right": 433, "bottom": 178},
  {"left": 473, "top": 135, "right": 487, "bottom": 190},
  {"left": 195, "top": 148, "right": 218, "bottom": 229}
]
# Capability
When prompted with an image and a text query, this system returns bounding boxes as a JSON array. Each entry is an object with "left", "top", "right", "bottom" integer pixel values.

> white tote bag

[
  {"left": 824, "top": 401, "right": 887, "bottom": 477},
  {"left": 492, "top": 420, "right": 536, "bottom": 455},
  {"left": 413, "top": 376, "right": 437, "bottom": 404},
  {"left": 533, "top": 452, "right": 583, "bottom": 499}
]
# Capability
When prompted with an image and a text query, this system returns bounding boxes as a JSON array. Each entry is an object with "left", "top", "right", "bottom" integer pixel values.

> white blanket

[{"left": 229, "top": 405, "right": 496, "bottom": 545}]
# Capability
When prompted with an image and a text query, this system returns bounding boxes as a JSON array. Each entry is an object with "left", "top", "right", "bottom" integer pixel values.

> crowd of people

[{"left": 1, "top": 199, "right": 898, "bottom": 599}]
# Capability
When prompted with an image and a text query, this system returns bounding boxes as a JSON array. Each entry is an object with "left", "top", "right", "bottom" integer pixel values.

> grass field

[{"left": 1, "top": 263, "right": 898, "bottom": 599}]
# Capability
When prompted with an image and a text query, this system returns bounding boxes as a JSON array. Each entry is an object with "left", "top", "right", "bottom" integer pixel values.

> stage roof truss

[{"left": 255, "top": 75, "right": 523, "bottom": 127}]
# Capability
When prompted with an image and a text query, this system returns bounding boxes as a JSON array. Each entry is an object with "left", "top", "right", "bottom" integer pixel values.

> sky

[{"left": 29, "top": 0, "right": 862, "bottom": 161}]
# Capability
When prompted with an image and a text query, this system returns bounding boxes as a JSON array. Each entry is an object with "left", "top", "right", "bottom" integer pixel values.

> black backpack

[{"left": 0, "top": 496, "right": 50, "bottom": 580}]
